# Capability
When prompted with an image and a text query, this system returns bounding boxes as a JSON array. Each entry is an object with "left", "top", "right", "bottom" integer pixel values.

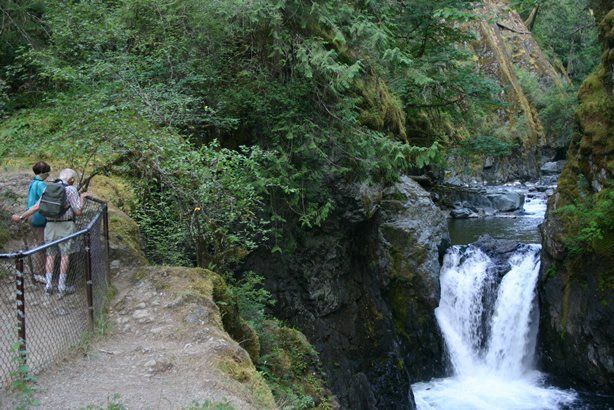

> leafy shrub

[
  {"left": 516, "top": 68, "right": 579, "bottom": 144},
  {"left": 556, "top": 188, "right": 614, "bottom": 257},
  {"left": 459, "top": 134, "right": 518, "bottom": 158},
  {"left": 227, "top": 272, "right": 274, "bottom": 330}
]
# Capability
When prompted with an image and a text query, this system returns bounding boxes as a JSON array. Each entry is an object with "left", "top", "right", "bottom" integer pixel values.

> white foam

[
  {"left": 413, "top": 245, "right": 578, "bottom": 409},
  {"left": 522, "top": 196, "right": 548, "bottom": 219},
  {"left": 413, "top": 371, "right": 577, "bottom": 410}
]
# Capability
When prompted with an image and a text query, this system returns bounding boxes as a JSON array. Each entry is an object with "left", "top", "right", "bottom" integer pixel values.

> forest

[{"left": 0, "top": 0, "right": 601, "bottom": 266}]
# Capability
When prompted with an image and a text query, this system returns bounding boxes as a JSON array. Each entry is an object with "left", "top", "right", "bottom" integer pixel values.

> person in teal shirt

[{"left": 27, "top": 161, "right": 51, "bottom": 284}]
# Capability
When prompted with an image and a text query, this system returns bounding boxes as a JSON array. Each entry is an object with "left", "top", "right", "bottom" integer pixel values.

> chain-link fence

[{"left": 0, "top": 198, "right": 110, "bottom": 387}]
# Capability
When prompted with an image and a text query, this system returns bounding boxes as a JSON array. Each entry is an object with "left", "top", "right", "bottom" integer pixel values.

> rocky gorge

[
  {"left": 244, "top": 176, "right": 449, "bottom": 409},
  {"left": 241, "top": 2, "right": 614, "bottom": 405}
]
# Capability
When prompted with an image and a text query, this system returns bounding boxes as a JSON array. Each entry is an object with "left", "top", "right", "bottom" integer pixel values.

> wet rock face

[
  {"left": 473, "top": 235, "right": 523, "bottom": 277},
  {"left": 538, "top": 240, "right": 614, "bottom": 392},
  {"left": 378, "top": 177, "right": 450, "bottom": 381},
  {"left": 539, "top": 207, "right": 614, "bottom": 393},
  {"left": 244, "top": 176, "right": 449, "bottom": 409}
]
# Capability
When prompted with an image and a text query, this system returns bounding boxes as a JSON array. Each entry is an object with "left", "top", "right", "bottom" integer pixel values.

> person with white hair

[{"left": 13, "top": 168, "right": 89, "bottom": 297}]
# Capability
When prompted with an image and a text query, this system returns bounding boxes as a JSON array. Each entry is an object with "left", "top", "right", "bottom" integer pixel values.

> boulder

[
  {"left": 473, "top": 235, "right": 522, "bottom": 277},
  {"left": 540, "top": 161, "right": 567, "bottom": 175},
  {"left": 435, "top": 185, "right": 525, "bottom": 213},
  {"left": 451, "top": 208, "right": 473, "bottom": 219},
  {"left": 487, "top": 192, "right": 524, "bottom": 212},
  {"left": 90, "top": 175, "right": 147, "bottom": 266}
]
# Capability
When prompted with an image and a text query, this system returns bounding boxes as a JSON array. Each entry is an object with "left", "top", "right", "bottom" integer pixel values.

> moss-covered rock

[
  {"left": 89, "top": 175, "right": 136, "bottom": 214},
  {"left": 210, "top": 274, "right": 261, "bottom": 362},
  {"left": 538, "top": 5, "right": 613, "bottom": 394},
  {"left": 217, "top": 357, "right": 277, "bottom": 409},
  {"left": 208, "top": 272, "right": 336, "bottom": 408},
  {"left": 90, "top": 175, "right": 147, "bottom": 266},
  {"left": 258, "top": 320, "right": 337, "bottom": 409}
]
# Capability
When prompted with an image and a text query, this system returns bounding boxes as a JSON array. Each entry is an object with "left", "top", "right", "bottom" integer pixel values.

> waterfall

[
  {"left": 484, "top": 247, "right": 540, "bottom": 376},
  {"left": 412, "top": 244, "right": 578, "bottom": 409}
]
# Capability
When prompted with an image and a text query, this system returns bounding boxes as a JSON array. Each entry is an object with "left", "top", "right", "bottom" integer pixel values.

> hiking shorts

[{"left": 44, "top": 221, "right": 78, "bottom": 256}]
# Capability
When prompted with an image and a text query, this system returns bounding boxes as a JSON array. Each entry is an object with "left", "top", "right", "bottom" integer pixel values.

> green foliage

[
  {"left": 509, "top": 0, "right": 539, "bottom": 15},
  {"left": 459, "top": 134, "right": 518, "bottom": 158},
  {"left": 10, "top": 342, "right": 38, "bottom": 410},
  {"left": 227, "top": 272, "right": 275, "bottom": 330},
  {"left": 134, "top": 191, "right": 194, "bottom": 267},
  {"left": 130, "top": 141, "right": 278, "bottom": 270},
  {"left": 0, "top": 100, "right": 274, "bottom": 269},
  {"left": 556, "top": 188, "right": 614, "bottom": 257},
  {"left": 517, "top": 68, "right": 579, "bottom": 142},
  {"left": 184, "top": 400, "right": 235, "bottom": 410},
  {"left": 1, "top": 0, "right": 480, "bottom": 268}
]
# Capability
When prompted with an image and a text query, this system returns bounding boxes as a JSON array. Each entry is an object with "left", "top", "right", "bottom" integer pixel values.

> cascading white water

[
  {"left": 435, "top": 247, "right": 493, "bottom": 375},
  {"left": 484, "top": 248, "right": 540, "bottom": 376},
  {"left": 412, "top": 244, "right": 578, "bottom": 409}
]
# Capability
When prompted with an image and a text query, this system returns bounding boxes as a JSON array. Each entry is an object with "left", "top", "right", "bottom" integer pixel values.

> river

[{"left": 447, "top": 186, "right": 547, "bottom": 245}]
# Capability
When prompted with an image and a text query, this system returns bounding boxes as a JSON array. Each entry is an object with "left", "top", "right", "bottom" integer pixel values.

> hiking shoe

[
  {"left": 45, "top": 286, "right": 53, "bottom": 296},
  {"left": 33, "top": 274, "right": 47, "bottom": 284},
  {"left": 57, "top": 285, "right": 75, "bottom": 299}
]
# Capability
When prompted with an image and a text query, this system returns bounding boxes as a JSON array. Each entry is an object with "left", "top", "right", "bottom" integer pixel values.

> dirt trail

[{"left": 0, "top": 266, "right": 274, "bottom": 410}]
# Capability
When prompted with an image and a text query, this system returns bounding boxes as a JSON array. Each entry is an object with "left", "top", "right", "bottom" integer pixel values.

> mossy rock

[
  {"left": 258, "top": 320, "right": 337, "bottom": 409},
  {"left": 210, "top": 274, "right": 261, "bottom": 362},
  {"left": 89, "top": 175, "right": 136, "bottom": 213},
  {"left": 89, "top": 175, "right": 146, "bottom": 265},
  {"left": 209, "top": 274, "right": 336, "bottom": 408},
  {"left": 107, "top": 209, "right": 146, "bottom": 265},
  {"left": 217, "top": 357, "right": 276, "bottom": 409}
]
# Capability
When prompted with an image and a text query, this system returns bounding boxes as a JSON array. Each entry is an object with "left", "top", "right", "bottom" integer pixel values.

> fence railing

[{"left": 0, "top": 197, "right": 110, "bottom": 387}]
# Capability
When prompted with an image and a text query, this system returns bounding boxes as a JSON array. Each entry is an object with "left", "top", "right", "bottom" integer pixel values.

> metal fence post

[
  {"left": 102, "top": 204, "right": 111, "bottom": 277},
  {"left": 84, "top": 233, "right": 94, "bottom": 328},
  {"left": 15, "top": 256, "right": 27, "bottom": 363}
]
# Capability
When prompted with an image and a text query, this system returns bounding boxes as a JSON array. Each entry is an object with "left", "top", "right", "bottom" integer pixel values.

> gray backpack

[{"left": 38, "top": 180, "right": 68, "bottom": 218}]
